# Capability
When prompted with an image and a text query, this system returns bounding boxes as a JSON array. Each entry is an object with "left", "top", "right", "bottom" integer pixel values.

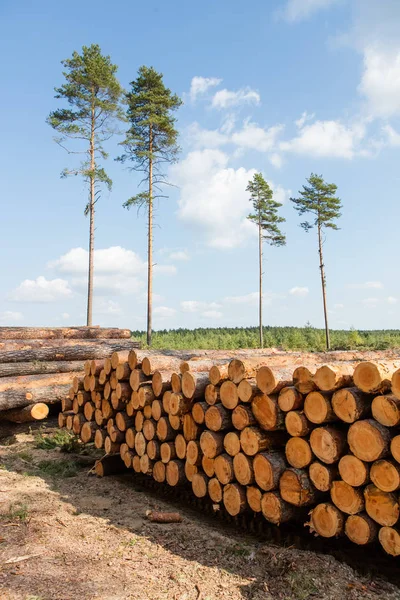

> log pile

[
  {"left": 58, "top": 349, "right": 400, "bottom": 556},
  {"left": 0, "top": 327, "right": 138, "bottom": 423}
]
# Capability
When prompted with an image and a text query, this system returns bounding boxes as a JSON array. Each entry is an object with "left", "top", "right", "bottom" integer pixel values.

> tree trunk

[
  {"left": 0, "top": 402, "right": 49, "bottom": 423},
  {"left": 309, "top": 503, "right": 344, "bottom": 537},
  {"left": 0, "top": 360, "right": 86, "bottom": 378},
  {"left": 258, "top": 213, "right": 263, "bottom": 349},
  {"left": 345, "top": 514, "right": 378, "bottom": 545},
  {"left": 0, "top": 327, "right": 131, "bottom": 340},
  {"left": 318, "top": 223, "right": 330, "bottom": 350},
  {"left": 87, "top": 94, "right": 96, "bottom": 327},
  {"left": 147, "top": 124, "right": 153, "bottom": 346},
  {"left": 338, "top": 454, "right": 369, "bottom": 487},
  {"left": 330, "top": 480, "right": 364, "bottom": 514},
  {"left": 0, "top": 340, "right": 137, "bottom": 364}
]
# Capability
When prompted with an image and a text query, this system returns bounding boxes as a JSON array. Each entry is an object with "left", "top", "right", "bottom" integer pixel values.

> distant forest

[{"left": 131, "top": 325, "right": 400, "bottom": 351}]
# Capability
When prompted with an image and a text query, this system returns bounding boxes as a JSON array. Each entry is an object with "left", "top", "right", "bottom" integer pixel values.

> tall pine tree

[
  {"left": 247, "top": 173, "right": 286, "bottom": 348},
  {"left": 290, "top": 173, "right": 342, "bottom": 350},
  {"left": 118, "top": 66, "right": 182, "bottom": 346},
  {"left": 48, "top": 44, "right": 123, "bottom": 326}
]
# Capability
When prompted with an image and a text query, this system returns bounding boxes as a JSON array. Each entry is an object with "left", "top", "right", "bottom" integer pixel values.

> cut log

[
  {"left": 192, "top": 401, "right": 208, "bottom": 425},
  {"left": 220, "top": 381, "right": 239, "bottom": 410},
  {"left": 379, "top": 527, "right": 400, "bottom": 556},
  {"left": 140, "top": 454, "right": 153, "bottom": 475},
  {"left": 128, "top": 349, "right": 147, "bottom": 370},
  {"left": 146, "top": 511, "right": 182, "bottom": 524},
  {"left": 152, "top": 370, "right": 173, "bottom": 397},
  {"left": 153, "top": 461, "right": 166, "bottom": 483},
  {"left": 181, "top": 371, "right": 209, "bottom": 400},
  {"left": 309, "top": 503, "right": 344, "bottom": 537},
  {"left": 0, "top": 360, "right": 86, "bottom": 379},
  {"left": 353, "top": 361, "right": 400, "bottom": 394},
  {"left": 151, "top": 399, "right": 162, "bottom": 421},
  {"left": 169, "top": 414, "right": 182, "bottom": 431},
  {"left": 223, "top": 431, "right": 241, "bottom": 457},
  {"left": 214, "top": 453, "right": 235, "bottom": 484},
  {"left": 72, "top": 413, "right": 85, "bottom": 435},
  {"left": 278, "top": 386, "right": 303, "bottom": 412},
  {"left": 111, "top": 350, "right": 130, "bottom": 370},
  {"left": 143, "top": 419, "right": 156, "bottom": 441},
  {"left": 94, "top": 455, "right": 126, "bottom": 477},
  {"left": 209, "top": 363, "right": 229, "bottom": 386},
  {"left": 246, "top": 486, "right": 262, "bottom": 512},
  {"left": 94, "top": 428, "right": 107, "bottom": 449},
  {"left": 171, "top": 373, "right": 182, "bottom": 393},
  {"left": 91, "top": 359, "right": 106, "bottom": 377},
  {"left": 156, "top": 417, "right": 175, "bottom": 442},
  {"left": 147, "top": 439, "right": 160, "bottom": 461},
  {"left": 228, "top": 358, "right": 268, "bottom": 384},
  {"left": 370, "top": 459, "right": 400, "bottom": 492},
  {"left": 175, "top": 434, "right": 187, "bottom": 460},
  {"left": 256, "top": 367, "right": 293, "bottom": 395},
  {"left": 205, "top": 384, "right": 220, "bottom": 406},
  {"left": 208, "top": 477, "right": 223, "bottom": 503},
  {"left": 160, "top": 442, "right": 176, "bottom": 464},
  {"left": 83, "top": 401, "right": 96, "bottom": 421},
  {"left": 285, "top": 437, "right": 313, "bottom": 469},
  {"left": 134, "top": 432, "right": 146, "bottom": 456},
  {"left": 80, "top": 421, "right": 98, "bottom": 443},
  {"left": 192, "top": 472, "right": 208, "bottom": 498},
  {"left": 142, "top": 356, "right": 182, "bottom": 377},
  {"left": 293, "top": 366, "right": 317, "bottom": 395},
  {"left": 345, "top": 514, "right": 378, "bottom": 545},
  {"left": 338, "top": 455, "right": 369, "bottom": 487},
  {"left": 135, "top": 411, "right": 144, "bottom": 432},
  {"left": 391, "top": 368, "right": 400, "bottom": 399},
  {"left": 285, "top": 411, "right": 312, "bottom": 437},
  {"left": 125, "top": 428, "right": 136, "bottom": 449},
  {"left": 309, "top": 426, "right": 347, "bottom": 464},
  {"left": 166, "top": 460, "right": 186, "bottom": 486},
  {"left": 169, "top": 393, "right": 192, "bottom": 416},
  {"left": 138, "top": 385, "right": 155, "bottom": 407},
  {"left": 364, "top": 484, "right": 400, "bottom": 526},
  {"left": 0, "top": 402, "right": 49, "bottom": 423},
  {"left": 348, "top": 419, "right": 391, "bottom": 462},
  {"left": 279, "top": 468, "right": 318, "bottom": 506},
  {"left": 240, "top": 427, "right": 286, "bottom": 456},
  {"left": 0, "top": 372, "right": 84, "bottom": 411},
  {"left": 115, "top": 412, "right": 134, "bottom": 432},
  {"left": 253, "top": 451, "right": 286, "bottom": 491},
  {"left": 162, "top": 390, "right": 172, "bottom": 414},
  {"left": 132, "top": 455, "right": 141, "bottom": 473},
  {"left": 371, "top": 394, "right": 400, "bottom": 427},
  {"left": 332, "top": 387, "right": 372, "bottom": 423},
  {"left": 223, "top": 483, "right": 247, "bottom": 515},
  {"left": 309, "top": 462, "right": 338, "bottom": 492},
  {"left": 252, "top": 394, "right": 284, "bottom": 431},
  {"left": 313, "top": 364, "right": 354, "bottom": 392},
  {"left": 304, "top": 391, "right": 336, "bottom": 424},
  {"left": 205, "top": 405, "right": 231, "bottom": 431},
  {"left": 0, "top": 326, "right": 132, "bottom": 340},
  {"left": 200, "top": 431, "right": 224, "bottom": 459},
  {"left": 185, "top": 461, "right": 198, "bottom": 482},
  {"left": 61, "top": 397, "right": 73, "bottom": 411},
  {"left": 233, "top": 452, "right": 254, "bottom": 485},
  {"left": 237, "top": 378, "right": 259, "bottom": 403},
  {"left": 391, "top": 435, "right": 400, "bottom": 463},
  {"left": 261, "top": 491, "right": 296, "bottom": 525},
  {"left": 183, "top": 414, "right": 199, "bottom": 441},
  {"left": 202, "top": 456, "right": 215, "bottom": 478},
  {"left": 129, "top": 369, "right": 148, "bottom": 391},
  {"left": 0, "top": 340, "right": 136, "bottom": 364},
  {"left": 104, "top": 437, "right": 121, "bottom": 455},
  {"left": 232, "top": 405, "right": 256, "bottom": 430},
  {"left": 330, "top": 481, "right": 364, "bottom": 514},
  {"left": 115, "top": 362, "right": 130, "bottom": 381},
  {"left": 186, "top": 440, "right": 202, "bottom": 466}
]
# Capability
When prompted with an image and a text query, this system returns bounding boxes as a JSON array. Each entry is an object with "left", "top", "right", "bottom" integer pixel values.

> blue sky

[{"left": 0, "top": 0, "right": 399, "bottom": 331}]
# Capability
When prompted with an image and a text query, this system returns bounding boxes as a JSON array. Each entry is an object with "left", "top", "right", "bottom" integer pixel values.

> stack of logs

[
  {"left": 59, "top": 348, "right": 400, "bottom": 556},
  {"left": 0, "top": 327, "right": 138, "bottom": 423}
]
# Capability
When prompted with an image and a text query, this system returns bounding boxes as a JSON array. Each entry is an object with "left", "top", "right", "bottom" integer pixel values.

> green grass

[
  {"left": 34, "top": 429, "right": 82, "bottom": 453},
  {"left": 2, "top": 502, "right": 29, "bottom": 522},
  {"left": 36, "top": 458, "right": 79, "bottom": 478},
  {"left": 132, "top": 325, "right": 400, "bottom": 351}
]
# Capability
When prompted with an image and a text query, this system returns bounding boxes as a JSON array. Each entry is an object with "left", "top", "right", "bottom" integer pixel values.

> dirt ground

[{"left": 1, "top": 422, "right": 400, "bottom": 600}]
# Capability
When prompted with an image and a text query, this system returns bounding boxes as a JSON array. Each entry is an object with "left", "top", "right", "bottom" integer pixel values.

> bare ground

[{"left": 0, "top": 421, "right": 400, "bottom": 600}]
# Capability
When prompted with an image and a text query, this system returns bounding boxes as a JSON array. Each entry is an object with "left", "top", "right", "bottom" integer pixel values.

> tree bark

[
  {"left": 318, "top": 222, "right": 330, "bottom": 350},
  {"left": 0, "top": 402, "right": 49, "bottom": 423},
  {"left": 147, "top": 123, "right": 153, "bottom": 346},
  {"left": 87, "top": 91, "right": 96, "bottom": 327},
  {"left": 0, "top": 360, "right": 86, "bottom": 378},
  {"left": 258, "top": 211, "right": 263, "bottom": 349},
  {"left": 0, "top": 327, "right": 131, "bottom": 340},
  {"left": 0, "top": 340, "right": 137, "bottom": 363}
]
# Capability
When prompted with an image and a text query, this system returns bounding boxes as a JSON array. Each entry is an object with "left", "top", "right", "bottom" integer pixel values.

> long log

[
  {"left": 0, "top": 402, "right": 49, "bottom": 422},
  {"left": 0, "top": 340, "right": 138, "bottom": 363},
  {"left": 0, "top": 360, "right": 87, "bottom": 378},
  {"left": 0, "top": 372, "right": 84, "bottom": 410},
  {"left": 0, "top": 326, "right": 132, "bottom": 339}
]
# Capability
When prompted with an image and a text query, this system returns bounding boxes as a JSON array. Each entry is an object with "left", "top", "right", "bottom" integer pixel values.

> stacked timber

[
  {"left": 0, "top": 327, "right": 138, "bottom": 423},
  {"left": 58, "top": 350, "right": 400, "bottom": 556}
]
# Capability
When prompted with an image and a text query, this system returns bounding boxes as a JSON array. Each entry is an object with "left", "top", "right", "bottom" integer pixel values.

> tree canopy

[
  {"left": 247, "top": 173, "right": 286, "bottom": 246},
  {"left": 290, "top": 173, "right": 342, "bottom": 233}
]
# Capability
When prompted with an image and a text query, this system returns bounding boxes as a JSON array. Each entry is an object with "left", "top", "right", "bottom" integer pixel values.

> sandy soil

[{"left": 0, "top": 422, "right": 399, "bottom": 600}]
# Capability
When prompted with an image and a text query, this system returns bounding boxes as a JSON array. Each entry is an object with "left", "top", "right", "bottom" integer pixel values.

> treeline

[{"left": 131, "top": 326, "right": 400, "bottom": 351}]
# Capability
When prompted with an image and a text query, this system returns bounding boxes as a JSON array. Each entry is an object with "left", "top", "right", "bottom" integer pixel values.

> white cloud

[
  {"left": 173, "top": 149, "right": 289, "bottom": 249},
  {"left": 10, "top": 276, "right": 72, "bottom": 303},
  {"left": 383, "top": 124, "right": 400, "bottom": 146},
  {"left": 168, "top": 250, "right": 190, "bottom": 261},
  {"left": 359, "top": 48, "right": 400, "bottom": 118},
  {"left": 289, "top": 286, "right": 309, "bottom": 297},
  {"left": 49, "top": 246, "right": 146, "bottom": 276},
  {"left": 95, "top": 300, "right": 122, "bottom": 315},
  {"left": 269, "top": 153, "right": 283, "bottom": 169},
  {"left": 181, "top": 300, "right": 222, "bottom": 313},
  {"left": 212, "top": 87, "right": 261, "bottom": 109},
  {"left": 280, "top": 119, "right": 366, "bottom": 159},
  {"left": 281, "top": 0, "right": 341, "bottom": 22},
  {"left": 231, "top": 121, "right": 284, "bottom": 152},
  {"left": 0, "top": 311, "right": 24, "bottom": 324},
  {"left": 295, "top": 111, "right": 315, "bottom": 128},
  {"left": 154, "top": 264, "right": 177, "bottom": 276},
  {"left": 190, "top": 76, "right": 222, "bottom": 102},
  {"left": 186, "top": 122, "right": 228, "bottom": 149},
  {"left": 362, "top": 297, "right": 379, "bottom": 308},
  {"left": 154, "top": 306, "right": 176, "bottom": 318},
  {"left": 348, "top": 281, "right": 383, "bottom": 289},
  {"left": 224, "top": 292, "right": 259, "bottom": 305},
  {"left": 201, "top": 310, "right": 223, "bottom": 319},
  {"left": 388, "top": 296, "right": 398, "bottom": 305}
]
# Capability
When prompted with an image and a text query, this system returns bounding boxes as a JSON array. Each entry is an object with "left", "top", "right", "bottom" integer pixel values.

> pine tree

[
  {"left": 47, "top": 44, "right": 123, "bottom": 326},
  {"left": 247, "top": 173, "right": 286, "bottom": 349},
  {"left": 118, "top": 66, "right": 182, "bottom": 346},
  {"left": 290, "top": 173, "right": 342, "bottom": 350}
]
